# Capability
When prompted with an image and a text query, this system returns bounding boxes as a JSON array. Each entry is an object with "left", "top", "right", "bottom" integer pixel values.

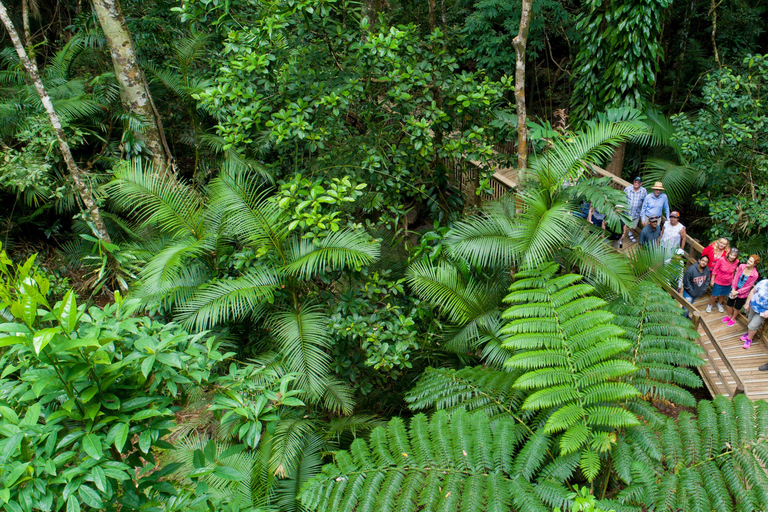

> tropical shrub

[{"left": 0, "top": 251, "right": 231, "bottom": 511}]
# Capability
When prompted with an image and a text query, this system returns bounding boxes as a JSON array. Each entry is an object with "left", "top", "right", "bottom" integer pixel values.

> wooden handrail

[
  {"left": 664, "top": 285, "right": 745, "bottom": 397},
  {"left": 585, "top": 162, "right": 632, "bottom": 189}
]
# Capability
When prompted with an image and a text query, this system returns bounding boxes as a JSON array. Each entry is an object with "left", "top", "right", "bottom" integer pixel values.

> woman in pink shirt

[
  {"left": 707, "top": 248, "right": 739, "bottom": 313},
  {"left": 723, "top": 254, "right": 761, "bottom": 327}
]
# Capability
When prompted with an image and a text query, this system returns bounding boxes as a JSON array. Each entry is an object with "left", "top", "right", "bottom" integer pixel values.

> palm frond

[
  {"left": 563, "top": 229, "right": 634, "bottom": 298},
  {"left": 512, "top": 191, "right": 579, "bottom": 269},
  {"left": 177, "top": 267, "right": 282, "bottom": 331},
  {"left": 105, "top": 159, "right": 206, "bottom": 238},
  {"left": 444, "top": 208, "right": 517, "bottom": 269},
  {"left": 283, "top": 230, "right": 380, "bottom": 280},
  {"left": 268, "top": 305, "right": 334, "bottom": 400},
  {"left": 207, "top": 169, "right": 284, "bottom": 252},
  {"left": 642, "top": 157, "right": 701, "bottom": 205}
]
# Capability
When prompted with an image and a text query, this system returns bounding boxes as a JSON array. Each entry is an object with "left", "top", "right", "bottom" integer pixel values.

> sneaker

[
  {"left": 759, "top": 363, "right": 768, "bottom": 371},
  {"left": 743, "top": 338, "right": 753, "bottom": 349},
  {"left": 718, "top": 303, "right": 724, "bottom": 313},
  {"left": 727, "top": 320, "right": 736, "bottom": 327},
  {"left": 706, "top": 305, "right": 712, "bottom": 313},
  {"left": 723, "top": 316, "right": 731, "bottom": 323},
  {"left": 741, "top": 333, "right": 750, "bottom": 342},
  {"left": 628, "top": 233, "right": 637, "bottom": 242}
]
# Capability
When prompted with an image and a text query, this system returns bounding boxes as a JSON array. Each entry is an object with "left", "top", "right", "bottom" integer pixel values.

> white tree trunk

[
  {"left": 0, "top": 0, "right": 112, "bottom": 242},
  {"left": 512, "top": 0, "right": 533, "bottom": 171},
  {"left": 90, "top": 0, "right": 172, "bottom": 172}
]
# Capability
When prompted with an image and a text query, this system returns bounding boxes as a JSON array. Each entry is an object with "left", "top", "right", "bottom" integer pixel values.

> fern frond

[{"left": 299, "top": 410, "right": 549, "bottom": 512}]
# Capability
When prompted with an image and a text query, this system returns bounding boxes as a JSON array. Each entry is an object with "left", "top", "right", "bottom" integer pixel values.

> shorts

[
  {"left": 726, "top": 295, "right": 747, "bottom": 311},
  {"left": 712, "top": 284, "right": 731, "bottom": 297},
  {"left": 748, "top": 308, "right": 766, "bottom": 331}
]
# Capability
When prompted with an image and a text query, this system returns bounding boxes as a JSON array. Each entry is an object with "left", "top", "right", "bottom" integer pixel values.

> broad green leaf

[
  {"left": 92, "top": 466, "right": 107, "bottom": 492},
  {"left": 66, "top": 495, "right": 80, "bottom": 512},
  {"left": 213, "top": 466, "right": 246, "bottom": 481},
  {"left": 4, "top": 462, "right": 29, "bottom": 487},
  {"left": 82, "top": 434, "right": 103, "bottom": 460},
  {"left": 33, "top": 327, "right": 60, "bottom": 355},
  {"left": 0, "top": 336, "right": 26, "bottom": 348},
  {"left": 50, "top": 337, "right": 100, "bottom": 355},
  {"left": 20, "top": 403, "right": 41, "bottom": 426},
  {"left": 59, "top": 290, "right": 79, "bottom": 334},
  {"left": 138, "top": 431, "right": 152, "bottom": 453},
  {"left": 21, "top": 293, "right": 36, "bottom": 327},
  {"left": 3, "top": 432, "right": 23, "bottom": 460},
  {"left": 78, "top": 485, "right": 103, "bottom": 508},
  {"left": 131, "top": 409, "right": 162, "bottom": 421},
  {"left": 0, "top": 405, "right": 19, "bottom": 424},
  {"left": 141, "top": 355, "right": 156, "bottom": 378}
]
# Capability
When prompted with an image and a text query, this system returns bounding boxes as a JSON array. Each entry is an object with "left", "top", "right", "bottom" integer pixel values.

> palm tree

[
  {"left": 105, "top": 161, "right": 380, "bottom": 410},
  {"left": 444, "top": 118, "right": 656, "bottom": 296}
]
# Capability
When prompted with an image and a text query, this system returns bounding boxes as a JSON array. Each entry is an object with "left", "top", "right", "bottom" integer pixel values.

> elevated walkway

[{"left": 473, "top": 155, "right": 762, "bottom": 399}]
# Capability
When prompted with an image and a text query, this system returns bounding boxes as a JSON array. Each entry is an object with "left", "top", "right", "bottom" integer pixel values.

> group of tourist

[
  {"left": 681, "top": 241, "right": 765, "bottom": 356},
  {"left": 618, "top": 177, "right": 687, "bottom": 250},
  {"left": 617, "top": 176, "right": 768, "bottom": 371}
]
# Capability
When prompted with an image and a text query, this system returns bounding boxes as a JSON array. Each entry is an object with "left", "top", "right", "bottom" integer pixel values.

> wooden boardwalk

[
  {"left": 463, "top": 152, "right": 767, "bottom": 401},
  {"left": 616, "top": 228, "right": 766, "bottom": 400}
]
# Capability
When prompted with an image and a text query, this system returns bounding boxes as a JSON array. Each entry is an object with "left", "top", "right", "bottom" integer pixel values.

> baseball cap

[
  {"left": 649, "top": 216, "right": 659, "bottom": 222},
  {"left": 670, "top": 211, "right": 680, "bottom": 218},
  {"left": 633, "top": 176, "right": 642, "bottom": 182}
]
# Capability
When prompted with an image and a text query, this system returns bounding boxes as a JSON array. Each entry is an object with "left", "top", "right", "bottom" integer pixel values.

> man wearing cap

[
  {"left": 621, "top": 176, "right": 647, "bottom": 243},
  {"left": 640, "top": 181, "right": 671, "bottom": 226},
  {"left": 638, "top": 216, "right": 662, "bottom": 246}
]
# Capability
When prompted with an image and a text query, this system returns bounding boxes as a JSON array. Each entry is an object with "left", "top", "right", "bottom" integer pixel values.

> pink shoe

[
  {"left": 743, "top": 338, "right": 753, "bottom": 349},
  {"left": 727, "top": 320, "right": 736, "bottom": 327},
  {"left": 741, "top": 333, "right": 750, "bottom": 342},
  {"left": 723, "top": 316, "right": 731, "bottom": 323}
]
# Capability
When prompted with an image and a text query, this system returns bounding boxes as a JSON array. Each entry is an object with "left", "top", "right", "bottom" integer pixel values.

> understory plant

[{"left": 0, "top": 250, "right": 231, "bottom": 511}]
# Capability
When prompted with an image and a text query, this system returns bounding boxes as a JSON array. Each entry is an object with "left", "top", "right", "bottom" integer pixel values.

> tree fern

[
  {"left": 405, "top": 366, "right": 528, "bottom": 423},
  {"left": 502, "top": 263, "right": 640, "bottom": 479},
  {"left": 299, "top": 410, "right": 565, "bottom": 512},
  {"left": 607, "top": 281, "right": 704, "bottom": 407},
  {"left": 610, "top": 395, "right": 768, "bottom": 512}
]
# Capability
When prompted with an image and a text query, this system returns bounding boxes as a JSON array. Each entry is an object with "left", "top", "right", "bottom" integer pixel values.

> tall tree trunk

[
  {"left": 512, "top": 0, "right": 533, "bottom": 171},
  {"left": 428, "top": 0, "right": 436, "bottom": 31},
  {"left": 90, "top": 0, "right": 172, "bottom": 171},
  {"left": 0, "top": 0, "right": 111, "bottom": 242},
  {"left": 606, "top": 141, "right": 626, "bottom": 177}
]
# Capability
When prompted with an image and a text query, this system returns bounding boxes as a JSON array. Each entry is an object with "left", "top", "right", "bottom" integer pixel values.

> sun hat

[
  {"left": 633, "top": 176, "right": 642, "bottom": 182},
  {"left": 651, "top": 181, "right": 664, "bottom": 190}
]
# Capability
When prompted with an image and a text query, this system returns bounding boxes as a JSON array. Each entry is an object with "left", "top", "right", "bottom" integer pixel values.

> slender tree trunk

[
  {"left": 90, "top": 0, "right": 172, "bottom": 171},
  {"left": 709, "top": 0, "right": 721, "bottom": 69},
  {"left": 512, "top": 0, "right": 533, "bottom": 171},
  {"left": 21, "top": 0, "right": 31, "bottom": 51},
  {"left": 0, "top": 0, "right": 111, "bottom": 242}
]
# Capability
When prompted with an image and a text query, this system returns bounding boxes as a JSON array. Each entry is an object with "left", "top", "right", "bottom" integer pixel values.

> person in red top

[
  {"left": 723, "top": 254, "right": 761, "bottom": 327},
  {"left": 706, "top": 248, "right": 739, "bottom": 313},
  {"left": 701, "top": 238, "right": 730, "bottom": 270}
]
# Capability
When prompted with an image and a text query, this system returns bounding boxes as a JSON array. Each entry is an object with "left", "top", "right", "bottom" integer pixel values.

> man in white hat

[{"left": 641, "top": 181, "right": 670, "bottom": 226}]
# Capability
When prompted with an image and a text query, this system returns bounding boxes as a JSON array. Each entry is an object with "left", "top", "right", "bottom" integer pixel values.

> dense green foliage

[{"left": 1, "top": 0, "right": 768, "bottom": 510}]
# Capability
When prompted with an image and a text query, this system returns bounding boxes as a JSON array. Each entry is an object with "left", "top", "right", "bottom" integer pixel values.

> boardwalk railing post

[{"left": 692, "top": 310, "right": 702, "bottom": 329}]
